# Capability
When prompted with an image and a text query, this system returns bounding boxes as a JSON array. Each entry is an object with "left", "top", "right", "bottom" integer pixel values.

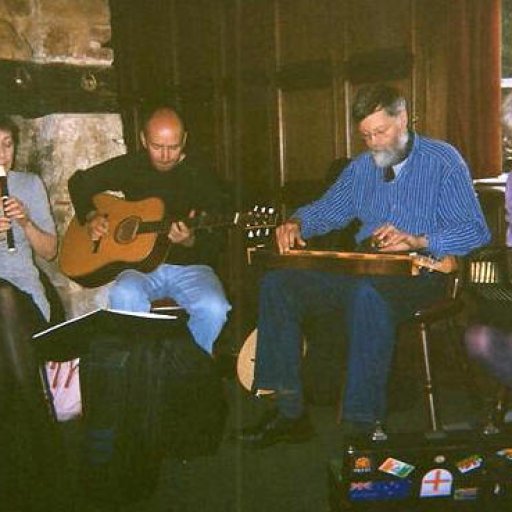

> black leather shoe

[{"left": 235, "top": 409, "right": 314, "bottom": 448}]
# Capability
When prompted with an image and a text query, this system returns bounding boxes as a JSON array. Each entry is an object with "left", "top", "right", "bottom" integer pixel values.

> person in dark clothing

[
  {"left": 68, "top": 105, "right": 231, "bottom": 355},
  {"left": 0, "top": 115, "right": 70, "bottom": 511}
]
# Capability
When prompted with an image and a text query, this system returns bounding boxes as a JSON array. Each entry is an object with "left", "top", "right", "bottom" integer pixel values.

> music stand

[{"left": 32, "top": 308, "right": 183, "bottom": 362}]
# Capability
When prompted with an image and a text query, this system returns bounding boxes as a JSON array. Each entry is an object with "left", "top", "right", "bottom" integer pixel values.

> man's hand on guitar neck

[
  {"left": 276, "top": 218, "right": 307, "bottom": 254},
  {"left": 168, "top": 209, "right": 196, "bottom": 248},
  {"left": 85, "top": 211, "right": 109, "bottom": 241}
]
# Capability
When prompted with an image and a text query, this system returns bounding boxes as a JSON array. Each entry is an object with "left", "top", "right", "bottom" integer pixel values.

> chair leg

[
  {"left": 493, "top": 386, "right": 510, "bottom": 428},
  {"left": 482, "top": 385, "right": 509, "bottom": 435},
  {"left": 420, "top": 322, "right": 439, "bottom": 431}
]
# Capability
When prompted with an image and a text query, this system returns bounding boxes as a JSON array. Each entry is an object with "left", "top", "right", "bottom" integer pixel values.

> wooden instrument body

[
  {"left": 237, "top": 328, "right": 307, "bottom": 395},
  {"left": 59, "top": 194, "right": 168, "bottom": 288},
  {"left": 247, "top": 248, "right": 457, "bottom": 276},
  {"left": 236, "top": 329, "right": 273, "bottom": 396},
  {"left": 60, "top": 195, "right": 279, "bottom": 288}
]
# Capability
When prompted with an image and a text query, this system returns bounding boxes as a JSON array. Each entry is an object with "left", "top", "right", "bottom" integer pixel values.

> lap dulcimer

[
  {"left": 238, "top": 248, "right": 456, "bottom": 395},
  {"left": 247, "top": 247, "right": 457, "bottom": 276}
]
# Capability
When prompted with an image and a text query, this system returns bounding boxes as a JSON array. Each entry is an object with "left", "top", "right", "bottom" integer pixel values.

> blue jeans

[
  {"left": 254, "top": 269, "right": 447, "bottom": 423},
  {"left": 108, "top": 264, "right": 231, "bottom": 355}
]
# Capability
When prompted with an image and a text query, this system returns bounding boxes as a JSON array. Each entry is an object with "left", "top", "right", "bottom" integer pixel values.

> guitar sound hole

[{"left": 115, "top": 216, "right": 141, "bottom": 244}]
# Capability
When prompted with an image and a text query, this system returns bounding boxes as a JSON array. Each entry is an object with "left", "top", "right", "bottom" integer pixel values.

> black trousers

[{"left": 0, "top": 279, "right": 70, "bottom": 511}]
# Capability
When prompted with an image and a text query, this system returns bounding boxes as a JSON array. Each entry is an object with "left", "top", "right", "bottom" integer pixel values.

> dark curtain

[{"left": 447, "top": 0, "right": 502, "bottom": 178}]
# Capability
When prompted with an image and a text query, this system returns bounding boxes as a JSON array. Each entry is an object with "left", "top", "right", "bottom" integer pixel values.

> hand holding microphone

[{"left": 0, "top": 164, "right": 17, "bottom": 252}]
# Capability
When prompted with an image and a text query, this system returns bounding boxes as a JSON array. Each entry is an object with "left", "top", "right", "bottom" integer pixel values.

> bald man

[{"left": 68, "top": 103, "right": 231, "bottom": 355}]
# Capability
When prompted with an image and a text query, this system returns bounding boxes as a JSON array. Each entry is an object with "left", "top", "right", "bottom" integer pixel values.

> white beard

[{"left": 372, "top": 132, "right": 409, "bottom": 168}]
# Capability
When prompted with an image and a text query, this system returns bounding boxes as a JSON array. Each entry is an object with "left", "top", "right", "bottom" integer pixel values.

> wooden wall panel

[
  {"left": 237, "top": 0, "right": 275, "bottom": 75},
  {"left": 109, "top": 0, "right": 453, "bottom": 183},
  {"left": 280, "top": 88, "right": 335, "bottom": 214},
  {"left": 275, "top": 0, "right": 338, "bottom": 212},
  {"left": 345, "top": 0, "right": 412, "bottom": 55},
  {"left": 136, "top": 2, "right": 177, "bottom": 98},
  {"left": 181, "top": 98, "right": 219, "bottom": 168},
  {"left": 281, "top": 89, "right": 335, "bottom": 183},
  {"left": 238, "top": 85, "right": 276, "bottom": 207},
  {"left": 333, "top": 79, "right": 349, "bottom": 159},
  {"left": 330, "top": 2, "right": 349, "bottom": 164},
  {"left": 171, "top": 1, "right": 224, "bottom": 173},
  {"left": 109, "top": 0, "right": 176, "bottom": 149},
  {"left": 277, "top": 0, "right": 333, "bottom": 63},
  {"left": 414, "top": 0, "right": 450, "bottom": 140},
  {"left": 174, "top": 1, "right": 220, "bottom": 84},
  {"left": 236, "top": 0, "right": 277, "bottom": 206}
]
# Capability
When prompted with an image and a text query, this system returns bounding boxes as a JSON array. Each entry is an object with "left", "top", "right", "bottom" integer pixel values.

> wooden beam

[
  {"left": 0, "top": 59, "right": 118, "bottom": 117},
  {"left": 345, "top": 47, "right": 413, "bottom": 84}
]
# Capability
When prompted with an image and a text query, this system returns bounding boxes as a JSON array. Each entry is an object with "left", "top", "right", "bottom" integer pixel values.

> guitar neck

[
  {"left": 186, "top": 212, "right": 241, "bottom": 230},
  {"left": 138, "top": 212, "right": 241, "bottom": 235}
]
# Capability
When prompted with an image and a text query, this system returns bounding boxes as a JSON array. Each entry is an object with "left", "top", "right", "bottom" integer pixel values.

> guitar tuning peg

[
  {"left": 253, "top": 205, "right": 259, "bottom": 212},
  {"left": 268, "top": 207, "right": 275, "bottom": 214},
  {"left": 256, "top": 228, "right": 261, "bottom": 237},
  {"left": 261, "top": 206, "right": 267, "bottom": 213},
  {"left": 264, "top": 228, "right": 270, "bottom": 236},
  {"left": 248, "top": 230, "right": 254, "bottom": 238}
]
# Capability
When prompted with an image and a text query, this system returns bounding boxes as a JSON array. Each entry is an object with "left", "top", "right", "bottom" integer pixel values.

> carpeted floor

[{"left": 63, "top": 327, "right": 502, "bottom": 512}]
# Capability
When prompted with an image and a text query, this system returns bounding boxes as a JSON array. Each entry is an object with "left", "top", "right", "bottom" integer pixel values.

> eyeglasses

[{"left": 359, "top": 122, "right": 395, "bottom": 142}]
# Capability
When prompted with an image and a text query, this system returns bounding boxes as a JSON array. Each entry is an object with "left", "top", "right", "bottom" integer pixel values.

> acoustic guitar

[
  {"left": 236, "top": 328, "right": 307, "bottom": 396},
  {"left": 59, "top": 193, "right": 277, "bottom": 287}
]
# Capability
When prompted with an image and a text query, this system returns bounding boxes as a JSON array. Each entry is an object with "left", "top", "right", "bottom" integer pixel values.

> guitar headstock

[{"left": 242, "top": 205, "right": 279, "bottom": 241}]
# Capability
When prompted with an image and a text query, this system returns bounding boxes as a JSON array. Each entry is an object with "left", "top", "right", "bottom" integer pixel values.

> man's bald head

[{"left": 140, "top": 107, "right": 188, "bottom": 172}]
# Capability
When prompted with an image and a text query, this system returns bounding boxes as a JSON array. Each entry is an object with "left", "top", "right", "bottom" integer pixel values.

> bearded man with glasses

[{"left": 236, "top": 83, "right": 491, "bottom": 448}]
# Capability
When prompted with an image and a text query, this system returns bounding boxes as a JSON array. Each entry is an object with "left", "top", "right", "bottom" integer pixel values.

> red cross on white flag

[{"left": 420, "top": 468, "right": 453, "bottom": 497}]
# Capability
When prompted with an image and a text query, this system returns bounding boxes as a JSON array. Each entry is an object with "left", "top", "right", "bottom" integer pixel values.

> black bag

[
  {"left": 79, "top": 321, "right": 227, "bottom": 506},
  {"left": 329, "top": 428, "right": 512, "bottom": 511},
  {"left": 159, "top": 324, "right": 228, "bottom": 459}
]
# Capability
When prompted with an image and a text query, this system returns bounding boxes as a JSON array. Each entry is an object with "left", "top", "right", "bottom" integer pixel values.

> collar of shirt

[{"left": 391, "top": 131, "right": 416, "bottom": 178}]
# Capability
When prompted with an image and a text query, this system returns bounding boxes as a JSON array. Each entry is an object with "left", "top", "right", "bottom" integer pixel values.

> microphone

[{"left": 0, "top": 165, "right": 16, "bottom": 252}]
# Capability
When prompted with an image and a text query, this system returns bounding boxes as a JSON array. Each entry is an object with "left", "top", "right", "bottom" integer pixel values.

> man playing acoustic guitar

[
  {"left": 236, "top": 84, "right": 491, "bottom": 448},
  {"left": 67, "top": 103, "right": 231, "bottom": 355}
]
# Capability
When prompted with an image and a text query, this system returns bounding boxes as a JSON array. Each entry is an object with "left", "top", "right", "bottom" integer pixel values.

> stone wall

[
  {"left": 0, "top": 0, "right": 126, "bottom": 317},
  {"left": 15, "top": 114, "right": 125, "bottom": 317},
  {"left": 0, "top": 0, "right": 112, "bottom": 63}
]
